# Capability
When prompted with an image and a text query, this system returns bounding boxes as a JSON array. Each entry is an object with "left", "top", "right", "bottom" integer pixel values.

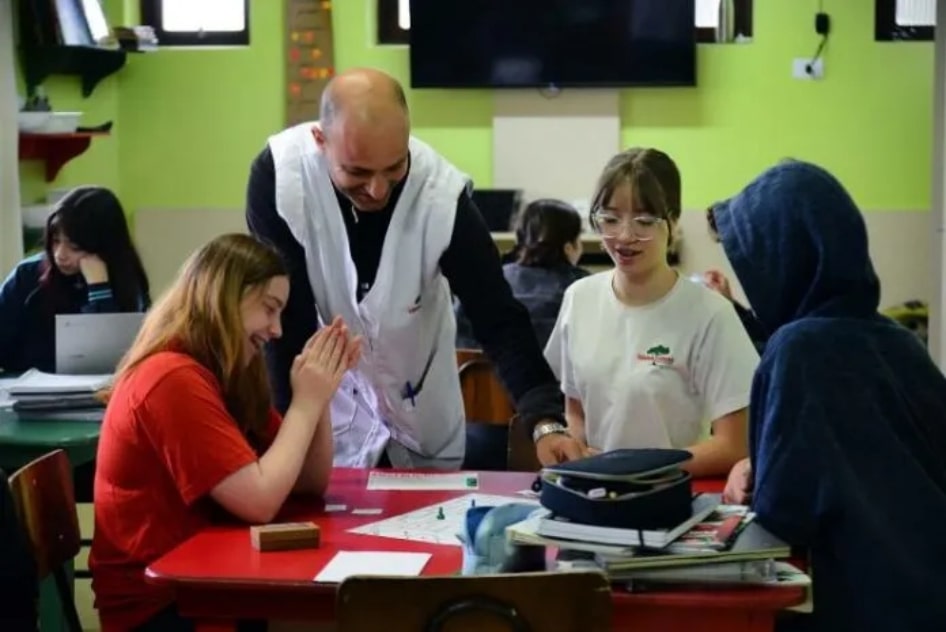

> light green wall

[
  {"left": 19, "top": 0, "right": 935, "bottom": 214},
  {"left": 620, "top": 3, "right": 934, "bottom": 210},
  {"left": 116, "top": 3, "right": 283, "bottom": 213}
]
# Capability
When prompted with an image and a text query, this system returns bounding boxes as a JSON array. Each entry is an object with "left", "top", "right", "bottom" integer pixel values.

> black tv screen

[{"left": 409, "top": 0, "right": 697, "bottom": 89}]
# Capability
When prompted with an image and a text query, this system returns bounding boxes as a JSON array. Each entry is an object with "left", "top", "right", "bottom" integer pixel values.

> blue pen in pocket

[{"left": 401, "top": 343, "right": 438, "bottom": 410}]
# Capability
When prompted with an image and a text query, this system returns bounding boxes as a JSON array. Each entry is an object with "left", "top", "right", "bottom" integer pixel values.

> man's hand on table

[{"left": 533, "top": 420, "right": 584, "bottom": 465}]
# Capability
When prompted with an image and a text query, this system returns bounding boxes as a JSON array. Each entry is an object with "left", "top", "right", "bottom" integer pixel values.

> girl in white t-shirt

[{"left": 544, "top": 148, "right": 758, "bottom": 477}]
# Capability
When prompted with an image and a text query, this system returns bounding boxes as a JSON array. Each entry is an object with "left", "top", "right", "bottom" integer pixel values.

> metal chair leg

[{"left": 53, "top": 566, "right": 83, "bottom": 632}]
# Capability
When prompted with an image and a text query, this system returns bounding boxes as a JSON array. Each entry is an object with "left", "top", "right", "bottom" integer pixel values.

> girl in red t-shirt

[{"left": 90, "top": 233, "right": 360, "bottom": 631}]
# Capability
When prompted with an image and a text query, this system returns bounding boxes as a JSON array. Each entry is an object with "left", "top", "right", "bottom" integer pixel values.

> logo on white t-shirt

[{"left": 637, "top": 344, "right": 674, "bottom": 366}]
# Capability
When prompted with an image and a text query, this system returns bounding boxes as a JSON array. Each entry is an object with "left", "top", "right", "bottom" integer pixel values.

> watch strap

[{"left": 532, "top": 421, "right": 568, "bottom": 444}]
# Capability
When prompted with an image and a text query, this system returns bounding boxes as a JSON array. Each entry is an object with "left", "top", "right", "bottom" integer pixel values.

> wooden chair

[
  {"left": 455, "top": 348, "right": 481, "bottom": 369},
  {"left": 456, "top": 349, "right": 515, "bottom": 424},
  {"left": 336, "top": 571, "right": 611, "bottom": 632},
  {"left": 8, "top": 449, "right": 83, "bottom": 632},
  {"left": 457, "top": 350, "right": 516, "bottom": 471}
]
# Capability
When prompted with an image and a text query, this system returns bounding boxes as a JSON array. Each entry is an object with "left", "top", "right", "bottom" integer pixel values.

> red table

[{"left": 146, "top": 468, "right": 804, "bottom": 631}]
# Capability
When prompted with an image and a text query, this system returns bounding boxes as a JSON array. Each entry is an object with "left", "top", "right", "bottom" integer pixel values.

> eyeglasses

[{"left": 591, "top": 210, "right": 665, "bottom": 241}]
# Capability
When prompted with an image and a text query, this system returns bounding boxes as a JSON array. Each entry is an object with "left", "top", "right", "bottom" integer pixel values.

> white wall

[
  {"left": 0, "top": 0, "right": 24, "bottom": 276},
  {"left": 492, "top": 90, "right": 620, "bottom": 205}
]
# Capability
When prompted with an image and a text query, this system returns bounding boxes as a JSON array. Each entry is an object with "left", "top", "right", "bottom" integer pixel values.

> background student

[
  {"left": 544, "top": 148, "right": 758, "bottom": 476},
  {"left": 696, "top": 269, "right": 769, "bottom": 353},
  {"left": 0, "top": 185, "right": 150, "bottom": 373},
  {"left": 90, "top": 234, "right": 359, "bottom": 632},
  {"left": 456, "top": 198, "right": 589, "bottom": 350},
  {"left": 701, "top": 205, "right": 769, "bottom": 352}
]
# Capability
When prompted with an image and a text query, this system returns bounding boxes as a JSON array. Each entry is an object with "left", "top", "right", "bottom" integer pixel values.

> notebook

[
  {"left": 8, "top": 369, "right": 112, "bottom": 396},
  {"left": 535, "top": 493, "right": 719, "bottom": 549}
]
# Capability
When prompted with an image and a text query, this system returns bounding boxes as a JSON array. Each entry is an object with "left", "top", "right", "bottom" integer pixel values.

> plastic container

[
  {"left": 42, "top": 112, "right": 82, "bottom": 133},
  {"left": 21, "top": 205, "right": 54, "bottom": 229},
  {"left": 17, "top": 111, "right": 52, "bottom": 132}
]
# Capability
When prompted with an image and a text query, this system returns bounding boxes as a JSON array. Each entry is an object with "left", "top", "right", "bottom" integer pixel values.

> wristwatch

[{"left": 532, "top": 421, "right": 568, "bottom": 444}]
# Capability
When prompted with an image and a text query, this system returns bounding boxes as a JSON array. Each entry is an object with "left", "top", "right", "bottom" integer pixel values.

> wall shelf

[
  {"left": 19, "top": 132, "right": 109, "bottom": 182},
  {"left": 21, "top": 46, "right": 127, "bottom": 98},
  {"left": 17, "top": 0, "right": 128, "bottom": 98}
]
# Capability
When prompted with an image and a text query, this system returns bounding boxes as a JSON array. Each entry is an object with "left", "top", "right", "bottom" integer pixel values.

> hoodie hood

[{"left": 713, "top": 160, "right": 880, "bottom": 334}]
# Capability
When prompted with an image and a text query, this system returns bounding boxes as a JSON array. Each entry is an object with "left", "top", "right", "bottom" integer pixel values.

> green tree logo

[{"left": 644, "top": 344, "right": 672, "bottom": 366}]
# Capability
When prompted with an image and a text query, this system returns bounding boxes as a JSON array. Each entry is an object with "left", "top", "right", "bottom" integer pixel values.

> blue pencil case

[{"left": 538, "top": 449, "right": 693, "bottom": 530}]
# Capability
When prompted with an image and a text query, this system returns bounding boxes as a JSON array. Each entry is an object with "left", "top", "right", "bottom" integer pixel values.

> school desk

[
  {"left": 146, "top": 468, "right": 804, "bottom": 632},
  {"left": 0, "top": 408, "right": 101, "bottom": 470}
]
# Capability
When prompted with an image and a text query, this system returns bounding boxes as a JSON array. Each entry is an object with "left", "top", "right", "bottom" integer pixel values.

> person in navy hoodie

[
  {"left": 0, "top": 186, "right": 151, "bottom": 374},
  {"left": 713, "top": 160, "right": 946, "bottom": 632}
]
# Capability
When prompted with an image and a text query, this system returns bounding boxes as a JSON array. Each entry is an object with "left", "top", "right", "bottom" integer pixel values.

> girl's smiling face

[
  {"left": 240, "top": 276, "right": 289, "bottom": 365},
  {"left": 595, "top": 182, "right": 672, "bottom": 280}
]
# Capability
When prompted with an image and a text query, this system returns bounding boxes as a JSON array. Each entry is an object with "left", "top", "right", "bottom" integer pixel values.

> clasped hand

[{"left": 289, "top": 317, "right": 362, "bottom": 413}]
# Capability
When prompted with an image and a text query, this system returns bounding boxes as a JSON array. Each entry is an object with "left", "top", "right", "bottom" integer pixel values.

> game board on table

[{"left": 347, "top": 493, "right": 539, "bottom": 547}]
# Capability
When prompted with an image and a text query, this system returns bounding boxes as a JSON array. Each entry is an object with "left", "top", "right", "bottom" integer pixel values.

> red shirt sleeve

[{"left": 138, "top": 363, "right": 261, "bottom": 506}]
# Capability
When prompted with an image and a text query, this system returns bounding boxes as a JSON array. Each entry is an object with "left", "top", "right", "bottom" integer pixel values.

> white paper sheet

[
  {"left": 314, "top": 551, "right": 431, "bottom": 583},
  {"left": 348, "top": 493, "right": 539, "bottom": 546},
  {"left": 8, "top": 369, "right": 112, "bottom": 395},
  {"left": 0, "top": 376, "right": 17, "bottom": 409},
  {"left": 366, "top": 471, "right": 479, "bottom": 491}
]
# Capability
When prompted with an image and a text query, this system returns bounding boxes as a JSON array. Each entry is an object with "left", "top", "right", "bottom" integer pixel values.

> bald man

[{"left": 246, "top": 69, "right": 582, "bottom": 469}]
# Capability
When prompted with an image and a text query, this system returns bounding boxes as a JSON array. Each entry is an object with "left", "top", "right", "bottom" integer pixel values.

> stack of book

[
  {"left": 6, "top": 369, "right": 111, "bottom": 420},
  {"left": 506, "top": 493, "right": 810, "bottom": 594}
]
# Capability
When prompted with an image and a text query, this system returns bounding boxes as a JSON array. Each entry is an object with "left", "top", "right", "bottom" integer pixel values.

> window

[
  {"left": 876, "top": 0, "right": 935, "bottom": 41},
  {"left": 140, "top": 0, "right": 249, "bottom": 46},
  {"left": 377, "top": 0, "right": 753, "bottom": 46},
  {"left": 377, "top": 0, "right": 409, "bottom": 45},
  {"left": 82, "top": 0, "right": 111, "bottom": 43},
  {"left": 695, "top": 0, "right": 753, "bottom": 43}
]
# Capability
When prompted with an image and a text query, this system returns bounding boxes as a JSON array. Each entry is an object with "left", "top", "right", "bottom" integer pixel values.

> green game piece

[
  {"left": 436, "top": 507, "right": 445, "bottom": 520},
  {"left": 466, "top": 476, "right": 477, "bottom": 487}
]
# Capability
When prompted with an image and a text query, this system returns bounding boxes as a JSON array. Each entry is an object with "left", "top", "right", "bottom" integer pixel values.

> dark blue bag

[{"left": 538, "top": 449, "right": 693, "bottom": 530}]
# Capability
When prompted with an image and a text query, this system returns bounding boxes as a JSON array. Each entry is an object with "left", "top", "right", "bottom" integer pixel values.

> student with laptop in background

[
  {"left": 0, "top": 186, "right": 151, "bottom": 374},
  {"left": 714, "top": 161, "right": 946, "bottom": 632},
  {"left": 455, "top": 198, "right": 589, "bottom": 350},
  {"left": 90, "top": 234, "right": 360, "bottom": 631}
]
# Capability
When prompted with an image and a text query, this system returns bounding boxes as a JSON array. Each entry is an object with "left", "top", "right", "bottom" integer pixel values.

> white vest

[{"left": 268, "top": 122, "right": 471, "bottom": 469}]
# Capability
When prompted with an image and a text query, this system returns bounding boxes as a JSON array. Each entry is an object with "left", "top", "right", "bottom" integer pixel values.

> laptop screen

[{"left": 55, "top": 313, "right": 145, "bottom": 374}]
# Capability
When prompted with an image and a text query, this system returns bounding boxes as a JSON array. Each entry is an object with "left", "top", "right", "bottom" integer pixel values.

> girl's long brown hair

[{"left": 112, "top": 233, "right": 287, "bottom": 449}]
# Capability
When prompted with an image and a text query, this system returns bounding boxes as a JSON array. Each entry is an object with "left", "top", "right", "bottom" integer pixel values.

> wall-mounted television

[{"left": 409, "top": 0, "right": 697, "bottom": 89}]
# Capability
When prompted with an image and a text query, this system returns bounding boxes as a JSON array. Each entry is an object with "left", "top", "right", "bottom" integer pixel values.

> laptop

[
  {"left": 471, "top": 189, "right": 523, "bottom": 232},
  {"left": 55, "top": 312, "right": 145, "bottom": 374}
]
